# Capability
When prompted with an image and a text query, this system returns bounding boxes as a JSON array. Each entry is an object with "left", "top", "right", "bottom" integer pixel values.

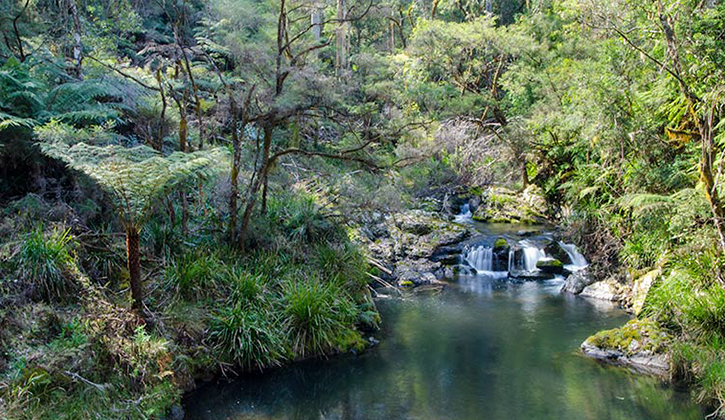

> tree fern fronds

[
  {"left": 617, "top": 193, "right": 675, "bottom": 215},
  {"left": 36, "top": 121, "right": 227, "bottom": 230},
  {"left": 0, "top": 112, "right": 37, "bottom": 131}
]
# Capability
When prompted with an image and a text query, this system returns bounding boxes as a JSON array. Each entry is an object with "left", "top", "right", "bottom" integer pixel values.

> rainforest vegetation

[{"left": 1, "top": 0, "right": 725, "bottom": 418}]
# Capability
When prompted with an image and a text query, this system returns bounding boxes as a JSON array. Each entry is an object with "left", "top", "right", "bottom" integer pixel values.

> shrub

[
  {"left": 15, "top": 226, "right": 76, "bottom": 301},
  {"left": 208, "top": 304, "right": 286, "bottom": 370}
]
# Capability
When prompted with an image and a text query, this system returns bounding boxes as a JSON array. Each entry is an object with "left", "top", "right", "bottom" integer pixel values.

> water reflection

[{"left": 184, "top": 276, "right": 703, "bottom": 420}]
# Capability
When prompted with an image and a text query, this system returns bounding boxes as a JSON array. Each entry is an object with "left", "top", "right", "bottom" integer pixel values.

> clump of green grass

[
  {"left": 208, "top": 303, "right": 286, "bottom": 370},
  {"left": 268, "top": 194, "right": 340, "bottom": 243},
  {"left": 281, "top": 279, "right": 361, "bottom": 357},
  {"left": 165, "top": 251, "right": 228, "bottom": 299},
  {"left": 15, "top": 226, "right": 76, "bottom": 301},
  {"left": 313, "top": 243, "right": 369, "bottom": 291}
]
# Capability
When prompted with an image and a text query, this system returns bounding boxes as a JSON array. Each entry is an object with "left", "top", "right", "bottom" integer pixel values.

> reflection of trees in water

[{"left": 186, "top": 290, "right": 702, "bottom": 420}]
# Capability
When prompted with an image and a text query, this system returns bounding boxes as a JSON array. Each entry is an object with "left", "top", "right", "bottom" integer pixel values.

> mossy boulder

[
  {"left": 492, "top": 237, "right": 510, "bottom": 272},
  {"left": 586, "top": 319, "right": 668, "bottom": 355},
  {"left": 472, "top": 186, "right": 547, "bottom": 224},
  {"left": 581, "top": 318, "right": 670, "bottom": 375},
  {"left": 536, "top": 258, "right": 563, "bottom": 274},
  {"left": 494, "top": 238, "right": 508, "bottom": 248}
]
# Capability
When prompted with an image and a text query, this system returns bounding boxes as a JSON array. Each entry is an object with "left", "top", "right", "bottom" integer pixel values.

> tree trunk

[
  {"left": 68, "top": 0, "right": 83, "bottom": 79},
  {"left": 261, "top": 173, "right": 269, "bottom": 214},
  {"left": 521, "top": 161, "right": 529, "bottom": 190},
  {"left": 311, "top": 6, "right": 324, "bottom": 42},
  {"left": 239, "top": 121, "right": 274, "bottom": 247},
  {"left": 155, "top": 69, "right": 166, "bottom": 151},
  {"left": 336, "top": 0, "right": 347, "bottom": 73},
  {"left": 229, "top": 94, "right": 240, "bottom": 242},
  {"left": 699, "top": 114, "right": 725, "bottom": 252},
  {"left": 125, "top": 226, "right": 143, "bottom": 310}
]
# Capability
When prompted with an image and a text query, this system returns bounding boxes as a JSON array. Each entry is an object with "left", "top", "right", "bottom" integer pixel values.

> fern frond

[
  {"left": 617, "top": 193, "right": 675, "bottom": 215},
  {"left": 36, "top": 121, "right": 228, "bottom": 229},
  {"left": 0, "top": 112, "right": 37, "bottom": 131}
]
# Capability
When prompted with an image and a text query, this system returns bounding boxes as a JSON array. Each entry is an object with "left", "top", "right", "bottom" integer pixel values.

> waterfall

[
  {"left": 465, "top": 245, "right": 493, "bottom": 272},
  {"left": 523, "top": 246, "right": 546, "bottom": 271},
  {"left": 455, "top": 203, "right": 472, "bottom": 222},
  {"left": 559, "top": 241, "right": 588, "bottom": 270}
]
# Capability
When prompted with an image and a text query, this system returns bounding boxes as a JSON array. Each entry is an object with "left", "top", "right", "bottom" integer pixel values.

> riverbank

[{"left": 0, "top": 191, "right": 380, "bottom": 420}]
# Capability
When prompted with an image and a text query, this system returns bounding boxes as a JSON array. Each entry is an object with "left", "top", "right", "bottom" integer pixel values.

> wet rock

[
  {"left": 561, "top": 269, "right": 595, "bottom": 294},
  {"left": 581, "top": 319, "right": 670, "bottom": 376},
  {"left": 430, "top": 244, "right": 463, "bottom": 265},
  {"left": 509, "top": 269, "right": 555, "bottom": 281},
  {"left": 492, "top": 238, "right": 510, "bottom": 272},
  {"left": 536, "top": 258, "right": 563, "bottom": 274},
  {"left": 451, "top": 264, "right": 477, "bottom": 276},
  {"left": 544, "top": 242, "right": 573, "bottom": 265},
  {"left": 581, "top": 343, "right": 669, "bottom": 376},
  {"left": 395, "top": 259, "right": 444, "bottom": 286},
  {"left": 580, "top": 278, "right": 622, "bottom": 301}
]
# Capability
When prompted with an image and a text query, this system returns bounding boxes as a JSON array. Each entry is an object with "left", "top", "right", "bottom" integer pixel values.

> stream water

[{"left": 183, "top": 223, "right": 704, "bottom": 420}]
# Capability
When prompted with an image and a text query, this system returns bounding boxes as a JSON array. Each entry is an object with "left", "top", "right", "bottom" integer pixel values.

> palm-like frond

[
  {"left": 0, "top": 112, "right": 37, "bottom": 131},
  {"left": 617, "top": 193, "right": 675, "bottom": 216},
  {"left": 36, "top": 122, "right": 228, "bottom": 229}
]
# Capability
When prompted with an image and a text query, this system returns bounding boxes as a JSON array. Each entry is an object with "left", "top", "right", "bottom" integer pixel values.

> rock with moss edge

[{"left": 581, "top": 319, "right": 670, "bottom": 376}]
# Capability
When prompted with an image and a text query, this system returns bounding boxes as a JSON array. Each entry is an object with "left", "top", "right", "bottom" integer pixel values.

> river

[{"left": 184, "top": 232, "right": 703, "bottom": 420}]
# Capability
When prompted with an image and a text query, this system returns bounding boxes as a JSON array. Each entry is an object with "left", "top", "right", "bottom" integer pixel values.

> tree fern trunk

[{"left": 126, "top": 226, "right": 143, "bottom": 310}]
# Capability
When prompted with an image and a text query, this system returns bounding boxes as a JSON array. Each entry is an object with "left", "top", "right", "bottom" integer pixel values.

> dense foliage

[{"left": 1, "top": 0, "right": 725, "bottom": 418}]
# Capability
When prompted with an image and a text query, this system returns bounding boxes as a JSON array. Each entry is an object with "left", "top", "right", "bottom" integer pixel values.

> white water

[
  {"left": 464, "top": 245, "right": 507, "bottom": 277},
  {"left": 522, "top": 245, "right": 546, "bottom": 272},
  {"left": 559, "top": 241, "right": 588, "bottom": 271},
  {"left": 463, "top": 241, "right": 546, "bottom": 275},
  {"left": 465, "top": 245, "right": 493, "bottom": 272},
  {"left": 455, "top": 203, "right": 473, "bottom": 222}
]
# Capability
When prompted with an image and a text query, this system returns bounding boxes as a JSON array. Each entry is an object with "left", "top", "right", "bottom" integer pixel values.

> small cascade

[
  {"left": 523, "top": 246, "right": 546, "bottom": 271},
  {"left": 559, "top": 241, "right": 588, "bottom": 270},
  {"left": 464, "top": 245, "right": 493, "bottom": 272},
  {"left": 455, "top": 203, "right": 473, "bottom": 222}
]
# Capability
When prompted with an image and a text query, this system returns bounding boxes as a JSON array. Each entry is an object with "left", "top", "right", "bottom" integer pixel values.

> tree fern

[
  {"left": 35, "top": 121, "right": 228, "bottom": 310},
  {"left": 36, "top": 122, "right": 224, "bottom": 229}
]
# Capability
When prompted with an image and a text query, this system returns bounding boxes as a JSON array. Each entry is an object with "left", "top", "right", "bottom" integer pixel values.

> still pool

[{"left": 183, "top": 276, "right": 703, "bottom": 420}]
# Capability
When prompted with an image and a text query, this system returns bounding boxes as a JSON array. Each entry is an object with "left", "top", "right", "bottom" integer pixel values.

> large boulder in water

[
  {"left": 561, "top": 269, "right": 595, "bottom": 294},
  {"left": 580, "top": 278, "right": 623, "bottom": 301},
  {"left": 472, "top": 186, "right": 547, "bottom": 224},
  {"left": 580, "top": 319, "right": 670, "bottom": 376},
  {"left": 536, "top": 258, "right": 564, "bottom": 274},
  {"left": 492, "top": 237, "right": 510, "bottom": 272}
]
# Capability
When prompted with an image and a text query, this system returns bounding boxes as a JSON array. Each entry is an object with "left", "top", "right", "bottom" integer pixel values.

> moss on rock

[
  {"left": 585, "top": 318, "right": 669, "bottom": 356},
  {"left": 472, "top": 186, "right": 547, "bottom": 224}
]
